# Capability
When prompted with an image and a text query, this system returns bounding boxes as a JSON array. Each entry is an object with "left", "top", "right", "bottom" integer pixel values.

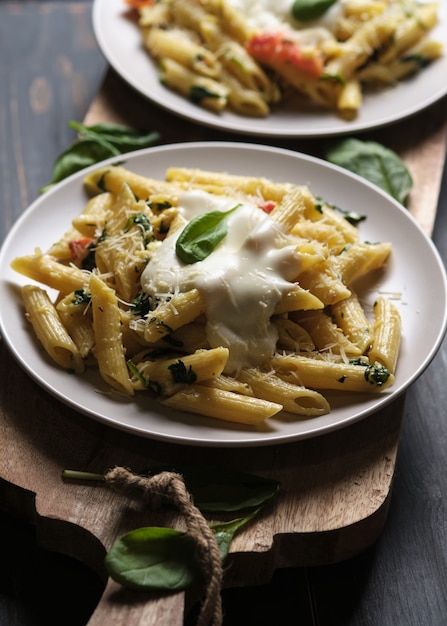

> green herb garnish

[
  {"left": 292, "top": 0, "right": 338, "bottom": 22},
  {"left": 176, "top": 204, "right": 241, "bottom": 264},
  {"left": 325, "top": 138, "right": 413, "bottom": 205},
  {"left": 167, "top": 359, "right": 197, "bottom": 384}
]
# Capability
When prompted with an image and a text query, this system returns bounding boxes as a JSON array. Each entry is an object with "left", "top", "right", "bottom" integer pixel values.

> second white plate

[{"left": 92, "top": 0, "right": 447, "bottom": 138}]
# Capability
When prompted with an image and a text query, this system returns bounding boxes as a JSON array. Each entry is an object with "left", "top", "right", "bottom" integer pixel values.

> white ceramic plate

[
  {"left": 92, "top": 0, "right": 447, "bottom": 138},
  {"left": 1, "top": 142, "right": 446, "bottom": 447}
]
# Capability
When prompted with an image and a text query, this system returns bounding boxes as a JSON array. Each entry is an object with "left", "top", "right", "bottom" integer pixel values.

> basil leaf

[
  {"left": 41, "top": 137, "right": 120, "bottom": 193},
  {"left": 175, "top": 205, "right": 240, "bottom": 264},
  {"left": 325, "top": 138, "right": 413, "bottom": 205},
  {"left": 142, "top": 465, "right": 280, "bottom": 512},
  {"left": 292, "top": 0, "right": 338, "bottom": 22},
  {"left": 69, "top": 121, "right": 160, "bottom": 152},
  {"left": 212, "top": 509, "right": 260, "bottom": 562},
  {"left": 105, "top": 527, "right": 202, "bottom": 591},
  {"left": 41, "top": 121, "right": 160, "bottom": 193}
]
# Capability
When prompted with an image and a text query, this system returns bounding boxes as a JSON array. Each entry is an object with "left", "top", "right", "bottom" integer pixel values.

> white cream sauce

[
  {"left": 141, "top": 190, "right": 303, "bottom": 374},
  {"left": 228, "top": 0, "right": 344, "bottom": 35}
]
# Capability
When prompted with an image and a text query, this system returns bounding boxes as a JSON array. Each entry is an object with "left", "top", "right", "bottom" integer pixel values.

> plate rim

[{"left": 1, "top": 140, "right": 446, "bottom": 447}]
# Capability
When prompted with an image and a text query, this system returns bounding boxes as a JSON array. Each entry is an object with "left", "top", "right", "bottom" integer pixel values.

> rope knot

[{"left": 104, "top": 465, "right": 223, "bottom": 626}]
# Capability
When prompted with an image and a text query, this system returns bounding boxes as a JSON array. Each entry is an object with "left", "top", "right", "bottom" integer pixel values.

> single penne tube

[
  {"left": 58, "top": 308, "right": 95, "bottom": 360},
  {"left": 330, "top": 290, "right": 373, "bottom": 353},
  {"left": 70, "top": 192, "right": 113, "bottom": 237},
  {"left": 161, "top": 385, "right": 282, "bottom": 425},
  {"left": 332, "top": 242, "right": 392, "bottom": 285},
  {"left": 238, "top": 368, "right": 330, "bottom": 416},
  {"left": 22, "top": 285, "right": 84, "bottom": 373},
  {"left": 368, "top": 296, "right": 401, "bottom": 374},
  {"left": 56, "top": 291, "right": 95, "bottom": 359},
  {"left": 11, "top": 252, "right": 88, "bottom": 294},
  {"left": 143, "top": 27, "right": 221, "bottom": 78},
  {"left": 143, "top": 289, "right": 206, "bottom": 343},
  {"left": 165, "top": 167, "right": 295, "bottom": 203},
  {"left": 336, "top": 79, "right": 362, "bottom": 118},
  {"left": 274, "top": 285, "right": 324, "bottom": 314},
  {"left": 292, "top": 309, "right": 363, "bottom": 357},
  {"left": 159, "top": 57, "right": 229, "bottom": 112},
  {"left": 83, "top": 165, "right": 184, "bottom": 201},
  {"left": 274, "top": 317, "right": 315, "bottom": 352},
  {"left": 130, "top": 347, "right": 229, "bottom": 395},
  {"left": 272, "top": 354, "right": 395, "bottom": 392},
  {"left": 90, "top": 273, "right": 134, "bottom": 396},
  {"left": 297, "top": 261, "right": 351, "bottom": 305}
]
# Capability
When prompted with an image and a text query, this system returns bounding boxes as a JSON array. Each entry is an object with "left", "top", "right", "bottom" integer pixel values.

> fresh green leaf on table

[
  {"left": 105, "top": 527, "right": 203, "bottom": 591},
  {"left": 325, "top": 138, "right": 413, "bottom": 205},
  {"left": 41, "top": 121, "right": 160, "bottom": 193},
  {"left": 69, "top": 121, "right": 160, "bottom": 152},
  {"left": 64, "top": 465, "right": 279, "bottom": 592},
  {"left": 142, "top": 465, "right": 280, "bottom": 512},
  {"left": 212, "top": 509, "right": 260, "bottom": 561}
]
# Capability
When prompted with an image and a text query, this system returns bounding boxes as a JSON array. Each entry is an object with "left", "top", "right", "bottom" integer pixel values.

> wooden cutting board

[{"left": 1, "top": 70, "right": 446, "bottom": 624}]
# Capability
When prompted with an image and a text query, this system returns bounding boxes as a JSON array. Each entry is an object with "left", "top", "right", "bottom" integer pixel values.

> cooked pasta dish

[
  {"left": 124, "top": 0, "right": 443, "bottom": 118},
  {"left": 11, "top": 165, "right": 401, "bottom": 426}
]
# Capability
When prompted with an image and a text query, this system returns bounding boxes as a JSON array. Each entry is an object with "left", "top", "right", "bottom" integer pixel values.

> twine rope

[{"left": 105, "top": 466, "right": 223, "bottom": 626}]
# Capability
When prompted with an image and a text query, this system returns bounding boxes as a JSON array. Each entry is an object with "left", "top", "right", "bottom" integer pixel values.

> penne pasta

[
  {"left": 368, "top": 296, "right": 402, "bottom": 374},
  {"left": 22, "top": 285, "right": 84, "bottom": 373},
  {"left": 90, "top": 273, "right": 134, "bottom": 396},
  {"left": 127, "top": 0, "right": 442, "bottom": 119},
  {"left": 162, "top": 385, "right": 282, "bottom": 425},
  {"left": 13, "top": 164, "right": 401, "bottom": 427}
]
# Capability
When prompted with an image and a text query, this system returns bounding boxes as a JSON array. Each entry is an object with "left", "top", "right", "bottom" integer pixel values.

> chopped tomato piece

[
  {"left": 246, "top": 31, "right": 324, "bottom": 78},
  {"left": 258, "top": 200, "right": 277, "bottom": 214},
  {"left": 69, "top": 238, "right": 93, "bottom": 262},
  {"left": 124, "top": 0, "right": 154, "bottom": 10}
]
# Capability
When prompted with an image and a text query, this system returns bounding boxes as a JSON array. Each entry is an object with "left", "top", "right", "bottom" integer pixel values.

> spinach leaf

[
  {"left": 292, "top": 0, "right": 338, "bottom": 22},
  {"left": 64, "top": 466, "right": 280, "bottom": 592},
  {"left": 69, "top": 121, "right": 160, "bottom": 152},
  {"left": 142, "top": 465, "right": 280, "bottom": 512},
  {"left": 105, "top": 527, "right": 202, "bottom": 591},
  {"left": 325, "top": 138, "right": 413, "bottom": 205},
  {"left": 175, "top": 204, "right": 240, "bottom": 264},
  {"left": 168, "top": 359, "right": 197, "bottom": 384},
  {"left": 41, "top": 137, "right": 120, "bottom": 193},
  {"left": 212, "top": 509, "right": 260, "bottom": 561},
  {"left": 41, "top": 121, "right": 160, "bottom": 193}
]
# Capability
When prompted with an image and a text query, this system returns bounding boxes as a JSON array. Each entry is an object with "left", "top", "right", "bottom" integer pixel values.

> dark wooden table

[{"left": 1, "top": 2, "right": 447, "bottom": 625}]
